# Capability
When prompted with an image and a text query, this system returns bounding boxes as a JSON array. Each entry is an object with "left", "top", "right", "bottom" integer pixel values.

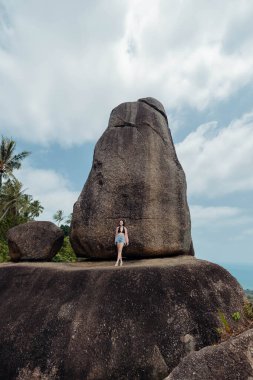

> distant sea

[{"left": 218, "top": 263, "right": 253, "bottom": 290}]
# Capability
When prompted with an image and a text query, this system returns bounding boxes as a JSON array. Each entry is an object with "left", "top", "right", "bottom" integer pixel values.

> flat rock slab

[
  {"left": 1, "top": 255, "right": 197, "bottom": 270},
  {"left": 0, "top": 258, "right": 246, "bottom": 379}
]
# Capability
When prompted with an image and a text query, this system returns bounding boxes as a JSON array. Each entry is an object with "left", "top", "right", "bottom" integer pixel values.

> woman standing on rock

[{"left": 114, "top": 219, "right": 129, "bottom": 266}]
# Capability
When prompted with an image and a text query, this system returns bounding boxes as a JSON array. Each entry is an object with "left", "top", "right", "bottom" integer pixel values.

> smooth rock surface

[
  {"left": 165, "top": 328, "right": 253, "bottom": 380},
  {"left": 7, "top": 221, "right": 64, "bottom": 261},
  {"left": 0, "top": 257, "right": 247, "bottom": 379},
  {"left": 70, "top": 97, "right": 193, "bottom": 259}
]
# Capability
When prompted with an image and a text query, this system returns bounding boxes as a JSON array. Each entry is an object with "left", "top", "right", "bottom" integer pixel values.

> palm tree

[
  {"left": 0, "top": 179, "right": 25, "bottom": 222},
  {"left": 53, "top": 210, "right": 65, "bottom": 226},
  {"left": 0, "top": 178, "right": 44, "bottom": 222},
  {"left": 0, "top": 136, "right": 31, "bottom": 189}
]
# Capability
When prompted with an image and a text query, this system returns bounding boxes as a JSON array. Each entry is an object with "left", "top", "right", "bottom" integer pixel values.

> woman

[{"left": 114, "top": 219, "right": 129, "bottom": 266}]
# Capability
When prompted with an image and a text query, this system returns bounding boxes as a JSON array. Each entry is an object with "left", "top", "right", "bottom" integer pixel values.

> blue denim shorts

[{"left": 115, "top": 234, "right": 126, "bottom": 244}]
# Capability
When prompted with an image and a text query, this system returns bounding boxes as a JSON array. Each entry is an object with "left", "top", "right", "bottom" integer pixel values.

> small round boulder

[{"left": 7, "top": 221, "right": 64, "bottom": 262}]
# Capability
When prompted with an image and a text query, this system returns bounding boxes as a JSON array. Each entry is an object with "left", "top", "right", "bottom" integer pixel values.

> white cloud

[
  {"left": 14, "top": 163, "right": 79, "bottom": 221},
  {"left": 242, "top": 228, "right": 253, "bottom": 236},
  {"left": 189, "top": 204, "right": 253, "bottom": 228},
  {"left": 1, "top": 0, "right": 253, "bottom": 145},
  {"left": 190, "top": 205, "right": 240, "bottom": 221},
  {"left": 176, "top": 111, "right": 253, "bottom": 196}
]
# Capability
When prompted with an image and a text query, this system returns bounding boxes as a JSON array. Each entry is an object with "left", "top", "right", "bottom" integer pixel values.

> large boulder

[
  {"left": 0, "top": 257, "right": 248, "bottom": 379},
  {"left": 165, "top": 328, "right": 253, "bottom": 380},
  {"left": 7, "top": 221, "right": 64, "bottom": 261},
  {"left": 70, "top": 97, "right": 193, "bottom": 259}
]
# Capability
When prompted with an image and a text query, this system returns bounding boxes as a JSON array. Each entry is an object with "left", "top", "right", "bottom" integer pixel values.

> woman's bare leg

[{"left": 115, "top": 242, "right": 124, "bottom": 266}]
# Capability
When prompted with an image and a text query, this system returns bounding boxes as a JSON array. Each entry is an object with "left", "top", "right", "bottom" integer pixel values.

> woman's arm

[
  {"left": 114, "top": 227, "right": 118, "bottom": 244},
  {"left": 124, "top": 227, "right": 129, "bottom": 245}
]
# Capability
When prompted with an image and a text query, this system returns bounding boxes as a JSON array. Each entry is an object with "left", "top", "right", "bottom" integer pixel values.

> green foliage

[
  {"left": 53, "top": 211, "right": 72, "bottom": 237},
  {"left": 0, "top": 178, "right": 43, "bottom": 221},
  {"left": 0, "top": 240, "right": 10, "bottom": 262},
  {"left": 218, "top": 310, "right": 232, "bottom": 334},
  {"left": 243, "top": 301, "right": 253, "bottom": 320},
  {"left": 60, "top": 224, "right": 70, "bottom": 236},
  {"left": 0, "top": 135, "right": 42, "bottom": 233},
  {"left": 231, "top": 311, "right": 241, "bottom": 322},
  {"left": 53, "top": 210, "right": 64, "bottom": 226},
  {"left": 215, "top": 327, "right": 223, "bottom": 338},
  {"left": 53, "top": 210, "right": 72, "bottom": 229},
  {"left": 52, "top": 237, "right": 77, "bottom": 262},
  {"left": 0, "top": 135, "right": 30, "bottom": 188},
  {"left": 0, "top": 178, "right": 44, "bottom": 241},
  {"left": 0, "top": 136, "right": 45, "bottom": 262}
]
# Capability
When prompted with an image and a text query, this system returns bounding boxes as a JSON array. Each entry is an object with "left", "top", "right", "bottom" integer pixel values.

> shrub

[
  {"left": 0, "top": 240, "right": 11, "bottom": 263},
  {"left": 218, "top": 310, "right": 232, "bottom": 334},
  {"left": 232, "top": 311, "right": 241, "bottom": 322},
  {"left": 52, "top": 237, "right": 77, "bottom": 262},
  {"left": 60, "top": 224, "right": 70, "bottom": 237}
]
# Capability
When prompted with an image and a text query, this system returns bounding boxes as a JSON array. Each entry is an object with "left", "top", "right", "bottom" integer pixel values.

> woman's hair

[{"left": 118, "top": 219, "right": 125, "bottom": 226}]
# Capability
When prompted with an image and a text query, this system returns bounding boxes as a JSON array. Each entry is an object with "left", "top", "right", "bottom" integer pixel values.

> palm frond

[
  {"left": 0, "top": 136, "right": 8, "bottom": 160},
  {"left": 6, "top": 140, "right": 16, "bottom": 161},
  {"left": 0, "top": 137, "right": 31, "bottom": 188},
  {"left": 12, "top": 151, "right": 31, "bottom": 162},
  {"left": 6, "top": 161, "right": 21, "bottom": 170}
]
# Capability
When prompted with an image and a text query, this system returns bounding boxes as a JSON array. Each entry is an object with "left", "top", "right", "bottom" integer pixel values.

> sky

[{"left": 1, "top": 0, "right": 253, "bottom": 266}]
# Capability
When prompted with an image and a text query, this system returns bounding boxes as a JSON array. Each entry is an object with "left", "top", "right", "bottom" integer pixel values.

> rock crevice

[{"left": 138, "top": 97, "right": 168, "bottom": 123}]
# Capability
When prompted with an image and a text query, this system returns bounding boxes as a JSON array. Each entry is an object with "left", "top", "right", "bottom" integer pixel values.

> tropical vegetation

[
  {"left": 0, "top": 136, "right": 76, "bottom": 263},
  {"left": 0, "top": 136, "right": 30, "bottom": 188},
  {"left": 0, "top": 136, "right": 44, "bottom": 262},
  {"left": 52, "top": 210, "right": 76, "bottom": 262}
]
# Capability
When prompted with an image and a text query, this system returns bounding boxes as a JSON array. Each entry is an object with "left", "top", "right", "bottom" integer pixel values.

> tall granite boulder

[
  {"left": 7, "top": 221, "right": 64, "bottom": 261},
  {"left": 70, "top": 97, "right": 193, "bottom": 259}
]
